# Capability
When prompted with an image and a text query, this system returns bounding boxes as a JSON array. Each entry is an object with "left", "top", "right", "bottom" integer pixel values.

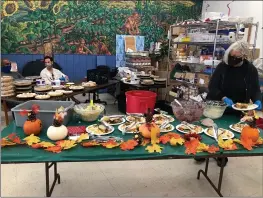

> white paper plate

[
  {"left": 160, "top": 124, "right": 175, "bottom": 133},
  {"left": 126, "top": 115, "right": 146, "bottom": 123},
  {"left": 232, "top": 104, "right": 258, "bottom": 111},
  {"left": 153, "top": 114, "right": 175, "bottom": 123},
  {"left": 100, "top": 116, "right": 126, "bottom": 126},
  {"left": 175, "top": 124, "right": 203, "bottom": 134},
  {"left": 86, "top": 124, "right": 114, "bottom": 136},
  {"left": 204, "top": 128, "right": 234, "bottom": 140},
  {"left": 118, "top": 123, "right": 140, "bottom": 134}
]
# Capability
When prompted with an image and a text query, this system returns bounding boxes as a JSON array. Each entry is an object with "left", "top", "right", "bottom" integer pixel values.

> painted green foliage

[{"left": 1, "top": 0, "right": 202, "bottom": 54}]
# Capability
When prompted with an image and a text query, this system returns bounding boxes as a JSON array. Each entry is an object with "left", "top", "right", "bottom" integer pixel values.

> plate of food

[
  {"left": 35, "top": 94, "right": 51, "bottom": 100},
  {"left": 86, "top": 124, "right": 114, "bottom": 135},
  {"left": 16, "top": 93, "right": 36, "bottom": 99},
  {"left": 69, "top": 85, "right": 84, "bottom": 91},
  {"left": 229, "top": 122, "right": 249, "bottom": 133},
  {"left": 160, "top": 124, "right": 175, "bottom": 133},
  {"left": 153, "top": 114, "right": 174, "bottom": 125},
  {"left": 100, "top": 115, "right": 125, "bottom": 125},
  {"left": 204, "top": 128, "right": 234, "bottom": 140},
  {"left": 48, "top": 91, "right": 63, "bottom": 97},
  {"left": 126, "top": 115, "right": 146, "bottom": 123},
  {"left": 176, "top": 123, "right": 203, "bottom": 134},
  {"left": 118, "top": 122, "right": 142, "bottom": 134},
  {"left": 62, "top": 90, "right": 73, "bottom": 94},
  {"left": 232, "top": 103, "right": 258, "bottom": 111},
  {"left": 82, "top": 81, "right": 97, "bottom": 88}
]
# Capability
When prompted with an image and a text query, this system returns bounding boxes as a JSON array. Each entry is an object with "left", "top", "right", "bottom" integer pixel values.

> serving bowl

[
  {"left": 171, "top": 100, "right": 205, "bottom": 123},
  {"left": 74, "top": 103, "right": 105, "bottom": 122},
  {"left": 203, "top": 100, "right": 227, "bottom": 119}
]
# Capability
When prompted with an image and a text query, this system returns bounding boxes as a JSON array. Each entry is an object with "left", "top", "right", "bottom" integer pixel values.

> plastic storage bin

[{"left": 11, "top": 100, "right": 75, "bottom": 128}]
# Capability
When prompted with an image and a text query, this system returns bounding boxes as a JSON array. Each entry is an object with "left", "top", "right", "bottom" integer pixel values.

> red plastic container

[{"left": 126, "top": 90, "right": 157, "bottom": 114}]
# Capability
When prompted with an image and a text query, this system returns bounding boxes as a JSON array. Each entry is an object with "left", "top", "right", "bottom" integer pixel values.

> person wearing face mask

[
  {"left": 195, "top": 41, "right": 262, "bottom": 167},
  {"left": 40, "top": 56, "right": 68, "bottom": 85},
  {"left": 207, "top": 40, "right": 261, "bottom": 111}
]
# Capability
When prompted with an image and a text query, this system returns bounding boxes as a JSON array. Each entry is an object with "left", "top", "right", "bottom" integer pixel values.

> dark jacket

[{"left": 207, "top": 59, "right": 261, "bottom": 103}]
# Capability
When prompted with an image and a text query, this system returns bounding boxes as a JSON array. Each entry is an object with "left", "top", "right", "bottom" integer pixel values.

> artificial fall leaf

[
  {"left": 196, "top": 142, "right": 209, "bottom": 153},
  {"left": 218, "top": 137, "right": 237, "bottom": 150},
  {"left": 184, "top": 139, "right": 200, "bottom": 155},
  {"left": 141, "top": 139, "right": 150, "bottom": 146},
  {"left": 207, "top": 145, "right": 220, "bottom": 153},
  {"left": 82, "top": 141, "right": 100, "bottom": 147},
  {"left": 145, "top": 144, "right": 163, "bottom": 153},
  {"left": 159, "top": 135, "right": 170, "bottom": 144},
  {"left": 23, "top": 134, "right": 40, "bottom": 146},
  {"left": 233, "top": 138, "right": 242, "bottom": 144},
  {"left": 170, "top": 137, "right": 185, "bottom": 146},
  {"left": 31, "top": 143, "right": 42, "bottom": 149},
  {"left": 57, "top": 140, "right": 77, "bottom": 150},
  {"left": 159, "top": 133, "right": 182, "bottom": 144},
  {"left": 39, "top": 141, "right": 55, "bottom": 148},
  {"left": 120, "top": 140, "right": 138, "bottom": 151},
  {"left": 45, "top": 146, "right": 62, "bottom": 153},
  {"left": 31, "top": 104, "right": 40, "bottom": 114},
  {"left": 8, "top": 133, "right": 24, "bottom": 144},
  {"left": 101, "top": 139, "right": 120, "bottom": 148},
  {"left": 76, "top": 133, "right": 89, "bottom": 143},
  {"left": 1, "top": 138, "right": 16, "bottom": 147}
]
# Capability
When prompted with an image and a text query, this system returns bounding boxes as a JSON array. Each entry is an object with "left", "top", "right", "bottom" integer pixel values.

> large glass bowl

[
  {"left": 74, "top": 103, "right": 105, "bottom": 122},
  {"left": 203, "top": 100, "right": 227, "bottom": 119},
  {"left": 171, "top": 100, "right": 205, "bottom": 123}
]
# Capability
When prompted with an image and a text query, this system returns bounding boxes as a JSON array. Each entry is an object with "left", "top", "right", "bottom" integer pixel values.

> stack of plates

[
  {"left": 25, "top": 76, "right": 41, "bottom": 85},
  {"left": 1, "top": 76, "right": 15, "bottom": 97},
  {"left": 14, "top": 80, "right": 33, "bottom": 94},
  {"left": 153, "top": 78, "right": 167, "bottom": 85}
]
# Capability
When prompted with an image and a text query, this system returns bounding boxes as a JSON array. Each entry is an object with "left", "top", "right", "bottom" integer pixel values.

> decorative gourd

[
  {"left": 241, "top": 118, "right": 259, "bottom": 143},
  {"left": 20, "top": 105, "right": 42, "bottom": 136},
  {"left": 139, "top": 109, "right": 160, "bottom": 139},
  {"left": 47, "top": 109, "right": 68, "bottom": 141}
]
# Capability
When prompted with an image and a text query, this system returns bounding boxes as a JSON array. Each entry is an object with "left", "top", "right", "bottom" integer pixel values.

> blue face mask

[{"left": 1, "top": 64, "right": 11, "bottom": 73}]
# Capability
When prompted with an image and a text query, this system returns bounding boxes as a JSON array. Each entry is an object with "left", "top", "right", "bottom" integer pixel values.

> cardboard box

[
  {"left": 197, "top": 73, "right": 210, "bottom": 87},
  {"left": 171, "top": 27, "right": 185, "bottom": 36},
  {"left": 248, "top": 48, "right": 260, "bottom": 61}
]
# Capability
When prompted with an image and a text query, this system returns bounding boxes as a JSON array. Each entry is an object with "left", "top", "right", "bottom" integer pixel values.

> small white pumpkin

[{"left": 47, "top": 125, "right": 68, "bottom": 141}]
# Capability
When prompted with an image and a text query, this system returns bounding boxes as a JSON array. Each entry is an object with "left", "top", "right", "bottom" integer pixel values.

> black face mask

[{"left": 228, "top": 55, "right": 243, "bottom": 66}]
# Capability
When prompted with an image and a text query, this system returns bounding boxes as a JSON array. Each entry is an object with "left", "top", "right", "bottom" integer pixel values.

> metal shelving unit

[
  {"left": 167, "top": 19, "right": 259, "bottom": 75},
  {"left": 165, "top": 19, "right": 259, "bottom": 101}
]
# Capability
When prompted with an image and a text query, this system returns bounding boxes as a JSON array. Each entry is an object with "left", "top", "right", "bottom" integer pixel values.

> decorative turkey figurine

[
  {"left": 47, "top": 109, "right": 68, "bottom": 141},
  {"left": 20, "top": 104, "right": 42, "bottom": 136},
  {"left": 139, "top": 108, "right": 160, "bottom": 142}
]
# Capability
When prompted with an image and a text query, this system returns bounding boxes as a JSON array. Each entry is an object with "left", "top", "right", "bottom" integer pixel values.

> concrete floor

[{"left": 1, "top": 94, "right": 263, "bottom": 197}]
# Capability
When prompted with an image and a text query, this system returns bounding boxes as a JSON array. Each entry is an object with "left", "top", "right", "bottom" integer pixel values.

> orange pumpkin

[
  {"left": 241, "top": 125, "right": 259, "bottom": 143},
  {"left": 23, "top": 119, "right": 42, "bottom": 136},
  {"left": 139, "top": 122, "right": 160, "bottom": 139}
]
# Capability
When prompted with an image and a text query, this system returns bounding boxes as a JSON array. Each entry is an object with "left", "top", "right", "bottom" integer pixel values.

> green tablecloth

[{"left": 1, "top": 115, "right": 263, "bottom": 164}]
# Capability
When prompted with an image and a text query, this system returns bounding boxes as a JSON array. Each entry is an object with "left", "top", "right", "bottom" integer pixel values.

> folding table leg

[
  {"left": 197, "top": 157, "right": 225, "bottom": 197},
  {"left": 45, "top": 162, "right": 61, "bottom": 197}
]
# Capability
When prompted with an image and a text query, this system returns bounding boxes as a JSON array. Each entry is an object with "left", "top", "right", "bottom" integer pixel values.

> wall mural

[{"left": 1, "top": 0, "right": 203, "bottom": 55}]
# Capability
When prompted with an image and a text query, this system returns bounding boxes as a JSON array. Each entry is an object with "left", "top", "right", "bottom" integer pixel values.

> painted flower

[
  {"left": 23, "top": 0, "right": 36, "bottom": 11},
  {"left": 2, "top": 1, "right": 19, "bottom": 17},
  {"left": 53, "top": 3, "right": 61, "bottom": 15},
  {"left": 37, "top": 0, "right": 52, "bottom": 9}
]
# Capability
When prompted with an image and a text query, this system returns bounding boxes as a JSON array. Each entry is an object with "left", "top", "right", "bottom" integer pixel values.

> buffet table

[
  {"left": 1, "top": 115, "right": 263, "bottom": 197},
  {"left": 1, "top": 80, "right": 118, "bottom": 125}
]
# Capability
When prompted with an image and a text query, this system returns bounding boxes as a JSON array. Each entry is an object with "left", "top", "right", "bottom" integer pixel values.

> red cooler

[{"left": 126, "top": 90, "right": 157, "bottom": 114}]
